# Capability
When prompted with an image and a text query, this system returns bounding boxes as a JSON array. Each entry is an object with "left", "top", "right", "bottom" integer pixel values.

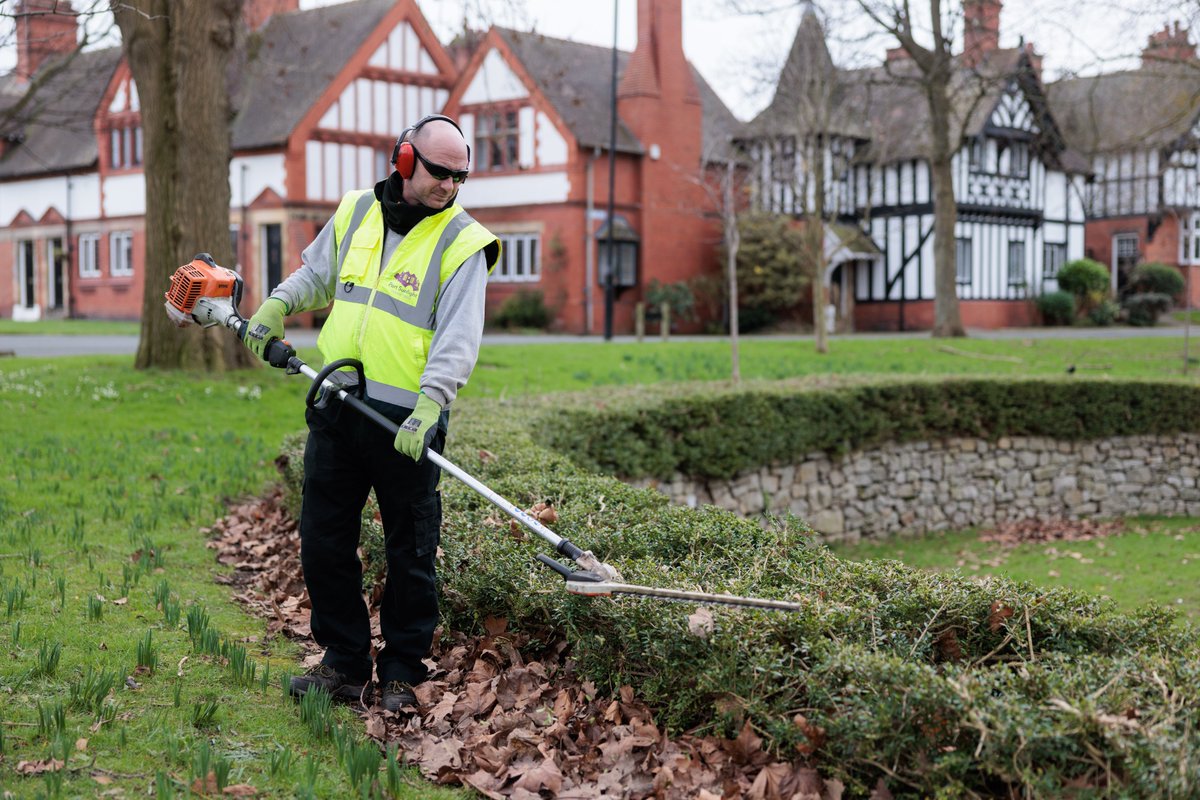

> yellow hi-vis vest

[{"left": 317, "top": 189, "right": 499, "bottom": 409}]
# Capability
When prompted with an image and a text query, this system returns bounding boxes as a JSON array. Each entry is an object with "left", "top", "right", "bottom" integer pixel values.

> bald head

[{"left": 411, "top": 118, "right": 469, "bottom": 167}]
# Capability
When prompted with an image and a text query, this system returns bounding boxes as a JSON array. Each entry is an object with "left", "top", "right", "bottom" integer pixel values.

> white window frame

[
  {"left": 79, "top": 233, "right": 101, "bottom": 278},
  {"left": 1043, "top": 242, "right": 1067, "bottom": 279},
  {"left": 1007, "top": 240, "right": 1027, "bottom": 286},
  {"left": 1180, "top": 212, "right": 1200, "bottom": 266},
  {"left": 16, "top": 238, "right": 35, "bottom": 308},
  {"left": 492, "top": 232, "right": 540, "bottom": 282},
  {"left": 110, "top": 231, "right": 134, "bottom": 277},
  {"left": 955, "top": 237, "right": 972, "bottom": 285}
]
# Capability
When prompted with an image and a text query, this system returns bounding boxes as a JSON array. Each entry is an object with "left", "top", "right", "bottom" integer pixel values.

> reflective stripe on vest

[{"left": 316, "top": 190, "right": 499, "bottom": 408}]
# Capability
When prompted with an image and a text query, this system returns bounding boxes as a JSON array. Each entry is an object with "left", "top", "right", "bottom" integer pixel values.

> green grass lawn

[
  {"left": 830, "top": 517, "right": 1200, "bottom": 622},
  {"left": 0, "top": 335, "right": 1196, "bottom": 797},
  {"left": 0, "top": 319, "right": 140, "bottom": 336}
]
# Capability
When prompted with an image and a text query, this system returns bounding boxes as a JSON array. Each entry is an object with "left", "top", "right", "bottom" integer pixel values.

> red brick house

[
  {"left": 0, "top": 0, "right": 460, "bottom": 321},
  {"left": 1048, "top": 24, "right": 1200, "bottom": 309},
  {"left": 443, "top": 0, "right": 740, "bottom": 334}
]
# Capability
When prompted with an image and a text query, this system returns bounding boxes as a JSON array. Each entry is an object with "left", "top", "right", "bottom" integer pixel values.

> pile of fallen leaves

[
  {"left": 977, "top": 517, "right": 1125, "bottom": 546},
  {"left": 207, "top": 491, "right": 871, "bottom": 800}
]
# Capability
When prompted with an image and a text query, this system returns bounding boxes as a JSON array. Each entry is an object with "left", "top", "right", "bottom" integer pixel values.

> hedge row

[
  {"left": 535, "top": 377, "right": 1200, "bottom": 480},
  {"left": 276, "top": 380, "right": 1200, "bottom": 797}
]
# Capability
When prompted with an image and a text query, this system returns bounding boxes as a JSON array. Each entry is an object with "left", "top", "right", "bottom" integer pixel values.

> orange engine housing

[{"left": 164, "top": 258, "right": 239, "bottom": 315}]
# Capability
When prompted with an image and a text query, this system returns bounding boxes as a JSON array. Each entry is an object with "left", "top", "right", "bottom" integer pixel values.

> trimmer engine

[{"left": 164, "top": 253, "right": 245, "bottom": 331}]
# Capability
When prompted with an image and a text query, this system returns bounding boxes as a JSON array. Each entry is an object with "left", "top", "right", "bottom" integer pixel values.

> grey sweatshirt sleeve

[
  {"left": 267, "top": 215, "right": 339, "bottom": 314},
  {"left": 421, "top": 250, "right": 489, "bottom": 408}
]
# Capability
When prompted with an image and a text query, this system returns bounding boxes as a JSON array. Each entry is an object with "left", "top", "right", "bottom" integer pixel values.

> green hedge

[
  {"left": 536, "top": 378, "right": 1200, "bottom": 480},
  {"left": 276, "top": 380, "right": 1200, "bottom": 796}
]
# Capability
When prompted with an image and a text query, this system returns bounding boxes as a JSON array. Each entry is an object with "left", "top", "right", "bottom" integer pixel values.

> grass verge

[{"left": 0, "top": 319, "right": 141, "bottom": 336}]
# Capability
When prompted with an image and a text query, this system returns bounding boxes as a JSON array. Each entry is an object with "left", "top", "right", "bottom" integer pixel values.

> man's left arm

[{"left": 421, "top": 250, "right": 490, "bottom": 408}]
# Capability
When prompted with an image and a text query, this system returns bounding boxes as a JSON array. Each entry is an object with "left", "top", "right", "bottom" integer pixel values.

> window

[
  {"left": 47, "top": 238, "right": 65, "bottom": 311},
  {"left": 1181, "top": 213, "right": 1200, "bottom": 266},
  {"left": 79, "top": 233, "right": 100, "bottom": 277},
  {"left": 968, "top": 138, "right": 984, "bottom": 172},
  {"left": 474, "top": 109, "right": 519, "bottom": 172},
  {"left": 996, "top": 141, "right": 1030, "bottom": 177},
  {"left": 108, "top": 125, "right": 142, "bottom": 169},
  {"left": 1043, "top": 243, "right": 1067, "bottom": 278},
  {"left": 110, "top": 231, "right": 134, "bottom": 277},
  {"left": 229, "top": 225, "right": 240, "bottom": 270},
  {"left": 1114, "top": 233, "right": 1139, "bottom": 291},
  {"left": 1008, "top": 239, "right": 1027, "bottom": 286},
  {"left": 493, "top": 232, "right": 540, "bottom": 282},
  {"left": 598, "top": 241, "right": 638, "bottom": 288},
  {"left": 1008, "top": 241, "right": 1026, "bottom": 286},
  {"left": 955, "top": 237, "right": 972, "bottom": 285},
  {"left": 17, "top": 239, "right": 35, "bottom": 309}
]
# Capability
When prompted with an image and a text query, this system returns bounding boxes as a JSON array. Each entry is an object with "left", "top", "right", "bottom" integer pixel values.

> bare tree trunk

[
  {"left": 724, "top": 161, "right": 741, "bottom": 383},
  {"left": 114, "top": 0, "right": 255, "bottom": 371},
  {"left": 926, "top": 62, "right": 966, "bottom": 338},
  {"left": 809, "top": 135, "right": 828, "bottom": 353}
]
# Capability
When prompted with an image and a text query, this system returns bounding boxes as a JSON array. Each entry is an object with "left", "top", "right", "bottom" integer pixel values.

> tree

[
  {"left": 851, "top": 0, "right": 967, "bottom": 336},
  {"left": 112, "top": 0, "right": 254, "bottom": 370}
]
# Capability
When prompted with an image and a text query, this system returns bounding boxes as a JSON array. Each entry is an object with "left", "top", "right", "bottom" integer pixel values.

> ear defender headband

[{"left": 392, "top": 114, "right": 471, "bottom": 179}]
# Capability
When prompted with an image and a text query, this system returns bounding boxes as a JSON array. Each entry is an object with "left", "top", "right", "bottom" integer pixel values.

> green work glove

[
  {"left": 244, "top": 297, "right": 287, "bottom": 360},
  {"left": 394, "top": 392, "right": 441, "bottom": 462}
]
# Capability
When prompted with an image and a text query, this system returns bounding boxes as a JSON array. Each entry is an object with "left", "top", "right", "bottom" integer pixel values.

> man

[{"left": 242, "top": 115, "right": 499, "bottom": 712}]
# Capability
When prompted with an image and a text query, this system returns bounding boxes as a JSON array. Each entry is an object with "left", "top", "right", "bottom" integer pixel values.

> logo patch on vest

[{"left": 386, "top": 270, "right": 421, "bottom": 305}]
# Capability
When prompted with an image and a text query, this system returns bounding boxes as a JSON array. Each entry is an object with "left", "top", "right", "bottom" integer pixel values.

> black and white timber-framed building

[{"left": 741, "top": 1, "right": 1089, "bottom": 331}]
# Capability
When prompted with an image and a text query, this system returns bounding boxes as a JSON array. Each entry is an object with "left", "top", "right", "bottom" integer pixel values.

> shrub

[
  {"left": 1087, "top": 298, "right": 1120, "bottom": 326},
  {"left": 1128, "top": 262, "right": 1185, "bottom": 299},
  {"left": 1056, "top": 258, "right": 1110, "bottom": 298},
  {"left": 1035, "top": 291, "right": 1075, "bottom": 326},
  {"left": 1123, "top": 292, "right": 1173, "bottom": 326},
  {"left": 730, "top": 211, "right": 808, "bottom": 315},
  {"left": 645, "top": 279, "right": 696, "bottom": 324},
  {"left": 490, "top": 290, "right": 551, "bottom": 330}
]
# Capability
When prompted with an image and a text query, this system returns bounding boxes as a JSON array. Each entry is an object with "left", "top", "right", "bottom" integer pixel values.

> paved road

[{"left": 0, "top": 323, "right": 1194, "bottom": 358}]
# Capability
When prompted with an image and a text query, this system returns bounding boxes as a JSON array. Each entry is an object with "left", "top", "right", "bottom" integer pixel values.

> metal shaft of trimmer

[{"left": 291, "top": 361, "right": 620, "bottom": 580}]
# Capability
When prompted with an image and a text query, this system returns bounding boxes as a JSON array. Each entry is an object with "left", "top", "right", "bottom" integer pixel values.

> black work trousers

[{"left": 299, "top": 399, "right": 446, "bottom": 687}]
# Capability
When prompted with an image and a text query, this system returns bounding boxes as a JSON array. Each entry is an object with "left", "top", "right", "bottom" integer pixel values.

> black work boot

[
  {"left": 289, "top": 665, "right": 366, "bottom": 703},
  {"left": 380, "top": 681, "right": 417, "bottom": 713}
]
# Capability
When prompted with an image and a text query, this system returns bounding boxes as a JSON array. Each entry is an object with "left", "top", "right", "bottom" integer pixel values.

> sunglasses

[{"left": 413, "top": 146, "right": 469, "bottom": 184}]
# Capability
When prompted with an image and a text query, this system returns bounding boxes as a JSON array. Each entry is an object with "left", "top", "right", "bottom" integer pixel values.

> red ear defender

[{"left": 393, "top": 139, "right": 416, "bottom": 179}]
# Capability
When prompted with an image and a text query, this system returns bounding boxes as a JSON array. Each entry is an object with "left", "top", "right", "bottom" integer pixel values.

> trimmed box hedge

[
  {"left": 276, "top": 378, "right": 1200, "bottom": 796},
  {"left": 535, "top": 377, "right": 1200, "bottom": 480}
]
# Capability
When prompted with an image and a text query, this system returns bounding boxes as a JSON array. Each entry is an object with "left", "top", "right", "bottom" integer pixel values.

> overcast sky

[{"left": 1, "top": 0, "right": 1194, "bottom": 121}]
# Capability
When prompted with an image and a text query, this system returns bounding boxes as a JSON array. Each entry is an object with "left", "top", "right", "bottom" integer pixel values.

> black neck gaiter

[{"left": 375, "top": 173, "right": 448, "bottom": 236}]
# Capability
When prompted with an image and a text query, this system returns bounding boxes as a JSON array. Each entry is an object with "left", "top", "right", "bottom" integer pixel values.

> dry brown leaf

[
  {"left": 749, "top": 762, "right": 792, "bottom": 800},
  {"left": 222, "top": 785, "right": 258, "bottom": 796},
  {"left": 988, "top": 600, "right": 1015, "bottom": 632},
  {"left": 16, "top": 759, "right": 64, "bottom": 775}
]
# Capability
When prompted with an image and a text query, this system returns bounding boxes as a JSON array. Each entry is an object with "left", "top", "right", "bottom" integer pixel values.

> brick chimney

[
  {"left": 243, "top": 0, "right": 298, "bottom": 31},
  {"left": 14, "top": 0, "right": 77, "bottom": 81},
  {"left": 1141, "top": 21, "right": 1198, "bottom": 65},
  {"left": 886, "top": 45, "right": 910, "bottom": 63},
  {"left": 962, "top": 0, "right": 1002, "bottom": 68},
  {"left": 614, "top": 0, "right": 706, "bottom": 316}
]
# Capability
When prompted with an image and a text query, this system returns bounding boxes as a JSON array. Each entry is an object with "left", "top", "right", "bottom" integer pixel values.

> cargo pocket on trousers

[{"left": 412, "top": 492, "right": 442, "bottom": 558}]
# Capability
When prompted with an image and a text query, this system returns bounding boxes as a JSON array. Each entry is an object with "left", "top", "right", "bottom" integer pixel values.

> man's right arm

[{"left": 265, "top": 215, "right": 340, "bottom": 315}]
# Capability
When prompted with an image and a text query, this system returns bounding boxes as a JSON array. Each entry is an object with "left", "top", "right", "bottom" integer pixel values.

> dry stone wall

[{"left": 630, "top": 434, "right": 1200, "bottom": 543}]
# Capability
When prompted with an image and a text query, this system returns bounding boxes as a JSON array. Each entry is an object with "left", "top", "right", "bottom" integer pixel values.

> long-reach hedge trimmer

[{"left": 165, "top": 254, "right": 802, "bottom": 614}]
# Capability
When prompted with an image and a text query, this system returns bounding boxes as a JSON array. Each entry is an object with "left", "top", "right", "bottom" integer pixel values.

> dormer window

[
  {"left": 996, "top": 140, "right": 1028, "bottom": 177},
  {"left": 108, "top": 124, "right": 142, "bottom": 170}
]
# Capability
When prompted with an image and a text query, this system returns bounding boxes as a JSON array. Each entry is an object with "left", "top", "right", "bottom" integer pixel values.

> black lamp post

[{"left": 603, "top": 0, "right": 618, "bottom": 341}]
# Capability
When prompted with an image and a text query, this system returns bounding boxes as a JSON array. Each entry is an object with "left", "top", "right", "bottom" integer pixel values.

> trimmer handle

[{"left": 233, "top": 318, "right": 295, "bottom": 369}]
